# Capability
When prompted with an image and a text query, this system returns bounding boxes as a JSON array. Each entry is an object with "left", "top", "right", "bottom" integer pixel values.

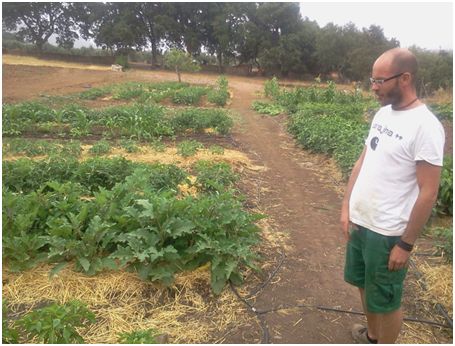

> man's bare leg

[
  {"left": 359, "top": 288, "right": 403, "bottom": 343},
  {"left": 378, "top": 308, "right": 403, "bottom": 343},
  {"left": 359, "top": 288, "right": 379, "bottom": 341}
]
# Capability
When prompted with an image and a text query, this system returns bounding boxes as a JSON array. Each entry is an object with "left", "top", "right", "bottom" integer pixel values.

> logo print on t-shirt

[{"left": 370, "top": 137, "right": 379, "bottom": 150}]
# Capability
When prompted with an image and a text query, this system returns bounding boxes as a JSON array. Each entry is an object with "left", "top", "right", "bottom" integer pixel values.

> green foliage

[
  {"left": 251, "top": 101, "right": 285, "bottom": 116},
  {"left": 3, "top": 83, "right": 233, "bottom": 140},
  {"left": 149, "top": 138, "right": 166, "bottom": 152},
  {"left": 193, "top": 160, "right": 238, "bottom": 193},
  {"left": 79, "top": 86, "right": 112, "bottom": 100},
  {"left": 177, "top": 140, "right": 204, "bottom": 157},
  {"left": 289, "top": 112, "right": 368, "bottom": 178},
  {"left": 171, "top": 86, "right": 207, "bottom": 105},
  {"left": 15, "top": 300, "right": 95, "bottom": 344},
  {"left": 114, "top": 55, "right": 128, "bottom": 69},
  {"left": 435, "top": 156, "right": 453, "bottom": 216},
  {"left": 431, "top": 227, "right": 453, "bottom": 262},
  {"left": 171, "top": 108, "right": 233, "bottom": 135},
  {"left": 3, "top": 157, "right": 137, "bottom": 193},
  {"left": 97, "top": 103, "right": 174, "bottom": 139},
  {"left": 2, "top": 101, "right": 53, "bottom": 135},
  {"left": 113, "top": 83, "right": 145, "bottom": 100},
  {"left": 2, "top": 300, "right": 19, "bottom": 344},
  {"left": 163, "top": 49, "right": 201, "bottom": 82},
  {"left": 119, "top": 139, "right": 140, "bottom": 153},
  {"left": 118, "top": 329, "right": 158, "bottom": 344},
  {"left": 429, "top": 102, "right": 453, "bottom": 121},
  {"left": 3, "top": 157, "right": 261, "bottom": 294},
  {"left": 264, "top": 77, "right": 280, "bottom": 99},
  {"left": 207, "top": 76, "right": 229, "bottom": 106},
  {"left": 209, "top": 145, "right": 225, "bottom": 155},
  {"left": 89, "top": 140, "right": 111, "bottom": 156}
]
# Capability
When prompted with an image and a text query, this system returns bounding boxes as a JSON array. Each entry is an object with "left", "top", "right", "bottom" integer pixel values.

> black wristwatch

[{"left": 397, "top": 239, "right": 414, "bottom": 252}]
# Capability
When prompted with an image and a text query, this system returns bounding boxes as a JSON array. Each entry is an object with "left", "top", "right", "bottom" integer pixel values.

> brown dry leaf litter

[{"left": 3, "top": 264, "right": 254, "bottom": 344}]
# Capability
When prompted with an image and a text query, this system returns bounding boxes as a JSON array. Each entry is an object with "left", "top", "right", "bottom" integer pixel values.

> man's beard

[{"left": 377, "top": 82, "right": 403, "bottom": 107}]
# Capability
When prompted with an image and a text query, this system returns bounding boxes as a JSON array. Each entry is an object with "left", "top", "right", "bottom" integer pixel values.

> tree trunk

[
  {"left": 217, "top": 51, "right": 223, "bottom": 73},
  {"left": 151, "top": 39, "right": 158, "bottom": 66},
  {"left": 176, "top": 66, "right": 181, "bottom": 83}
]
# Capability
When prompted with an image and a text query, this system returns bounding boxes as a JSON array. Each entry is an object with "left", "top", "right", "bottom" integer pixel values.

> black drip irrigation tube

[{"left": 229, "top": 251, "right": 453, "bottom": 344}]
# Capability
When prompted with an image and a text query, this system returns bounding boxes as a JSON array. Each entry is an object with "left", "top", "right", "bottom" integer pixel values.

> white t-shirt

[{"left": 349, "top": 104, "right": 445, "bottom": 236}]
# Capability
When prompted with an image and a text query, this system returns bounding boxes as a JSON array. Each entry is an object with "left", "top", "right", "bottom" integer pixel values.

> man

[{"left": 340, "top": 48, "right": 445, "bottom": 343}]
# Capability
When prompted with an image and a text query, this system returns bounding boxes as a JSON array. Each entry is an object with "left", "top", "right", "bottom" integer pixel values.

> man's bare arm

[{"left": 388, "top": 160, "right": 442, "bottom": 271}]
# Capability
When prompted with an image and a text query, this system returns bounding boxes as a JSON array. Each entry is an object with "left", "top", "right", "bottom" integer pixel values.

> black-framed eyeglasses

[{"left": 369, "top": 72, "right": 404, "bottom": 85}]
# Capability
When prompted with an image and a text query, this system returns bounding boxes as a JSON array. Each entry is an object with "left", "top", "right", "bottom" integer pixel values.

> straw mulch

[
  {"left": 93, "top": 145, "right": 267, "bottom": 172},
  {"left": 398, "top": 253, "right": 453, "bottom": 344},
  {"left": 3, "top": 264, "right": 256, "bottom": 344}
]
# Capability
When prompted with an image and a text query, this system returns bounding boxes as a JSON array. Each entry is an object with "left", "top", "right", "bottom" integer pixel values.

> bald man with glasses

[{"left": 340, "top": 48, "right": 444, "bottom": 343}]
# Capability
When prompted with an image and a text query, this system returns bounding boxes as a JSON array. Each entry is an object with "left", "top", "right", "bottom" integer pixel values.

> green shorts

[{"left": 344, "top": 225, "right": 407, "bottom": 313}]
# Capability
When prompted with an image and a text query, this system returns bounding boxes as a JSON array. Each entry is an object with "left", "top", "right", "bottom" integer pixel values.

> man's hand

[{"left": 388, "top": 245, "right": 411, "bottom": 271}]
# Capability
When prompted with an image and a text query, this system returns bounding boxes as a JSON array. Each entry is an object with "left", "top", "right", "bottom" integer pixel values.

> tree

[
  {"left": 2, "top": 2, "right": 79, "bottom": 51},
  {"left": 134, "top": 2, "right": 177, "bottom": 66},
  {"left": 79, "top": 3, "right": 146, "bottom": 56},
  {"left": 163, "top": 49, "right": 200, "bottom": 82}
]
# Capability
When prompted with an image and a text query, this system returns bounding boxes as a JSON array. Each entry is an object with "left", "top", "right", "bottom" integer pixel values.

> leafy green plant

[
  {"left": 89, "top": 140, "right": 111, "bottom": 156},
  {"left": 264, "top": 77, "right": 280, "bottom": 99},
  {"left": 16, "top": 300, "right": 96, "bottom": 344},
  {"left": 431, "top": 227, "right": 453, "bottom": 262},
  {"left": 435, "top": 156, "right": 453, "bottom": 215},
  {"left": 113, "top": 83, "right": 145, "bottom": 100},
  {"left": 177, "top": 140, "right": 204, "bottom": 157},
  {"left": 171, "top": 86, "right": 207, "bottom": 105},
  {"left": 79, "top": 86, "right": 112, "bottom": 100},
  {"left": 429, "top": 102, "right": 453, "bottom": 121},
  {"left": 193, "top": 160, "right": 238, "bottom": 193},
  {"left": 171, "top": 108, "right": 233, "bottom": 135},
  {"left": 149, "top": 138, "right": 166, "bottom": 152},
  {"left": 209, "top": 144, "right": 225, "bottom": 155},
  {"left": 119, "top": 139, "right": 140, "bottom": 153},
  {"left": 3, "top": 157, "right": 261, "bottom": 295},
  {"left": 207, "top": 76, "right": 229, "bottom": 106},
  {"left": 118, "top": 329, "right": 159, "bottom": 344},
  {"left": 3, "top": 300, "right": 19, "bottom": 344},
  {"left": 251, "top": 101, "right": 285, "bottom": 116}
]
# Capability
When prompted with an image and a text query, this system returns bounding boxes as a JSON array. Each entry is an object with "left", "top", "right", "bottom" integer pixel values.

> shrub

[
  {"left": 207, "top": 76, "right": 229, "bottom": 106},
  {"left": 264, "top": 77, "right": 280, "bottom": 99}
]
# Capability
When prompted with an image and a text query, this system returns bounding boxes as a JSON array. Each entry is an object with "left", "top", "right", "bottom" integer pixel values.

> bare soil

[{"left": 2, "top": 63, "right": 451, "bottom": 343}]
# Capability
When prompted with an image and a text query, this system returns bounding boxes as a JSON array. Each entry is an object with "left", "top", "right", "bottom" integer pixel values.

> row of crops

[
  {"left": 254, "top": 78, "right": 453, "bottom": 260},
  {"left": 78, "top": 77, "right": 229, "bottom": 106},
  {"left": 3, "top": 79, "right": 262, "bottom": 343},
  {"left": 3, "top": 155, "right": 261, "bottom": 291}
]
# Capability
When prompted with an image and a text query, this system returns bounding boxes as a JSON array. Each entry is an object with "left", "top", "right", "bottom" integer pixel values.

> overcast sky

[{"left": 300, "top": 1, "right": 453, "bottom": 50}]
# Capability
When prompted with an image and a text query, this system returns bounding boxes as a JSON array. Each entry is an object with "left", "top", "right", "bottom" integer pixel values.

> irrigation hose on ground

[{"left": 229, "top": 250, "right": 452, "bottom": 343}]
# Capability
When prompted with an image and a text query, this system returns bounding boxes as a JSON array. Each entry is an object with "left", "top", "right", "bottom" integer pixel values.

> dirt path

[
  {"left": 3, "top": 64, "right": 364, "bottom": 343},
  {"left": 226, "top": 80, "right": 363, "bottom": 343}
]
